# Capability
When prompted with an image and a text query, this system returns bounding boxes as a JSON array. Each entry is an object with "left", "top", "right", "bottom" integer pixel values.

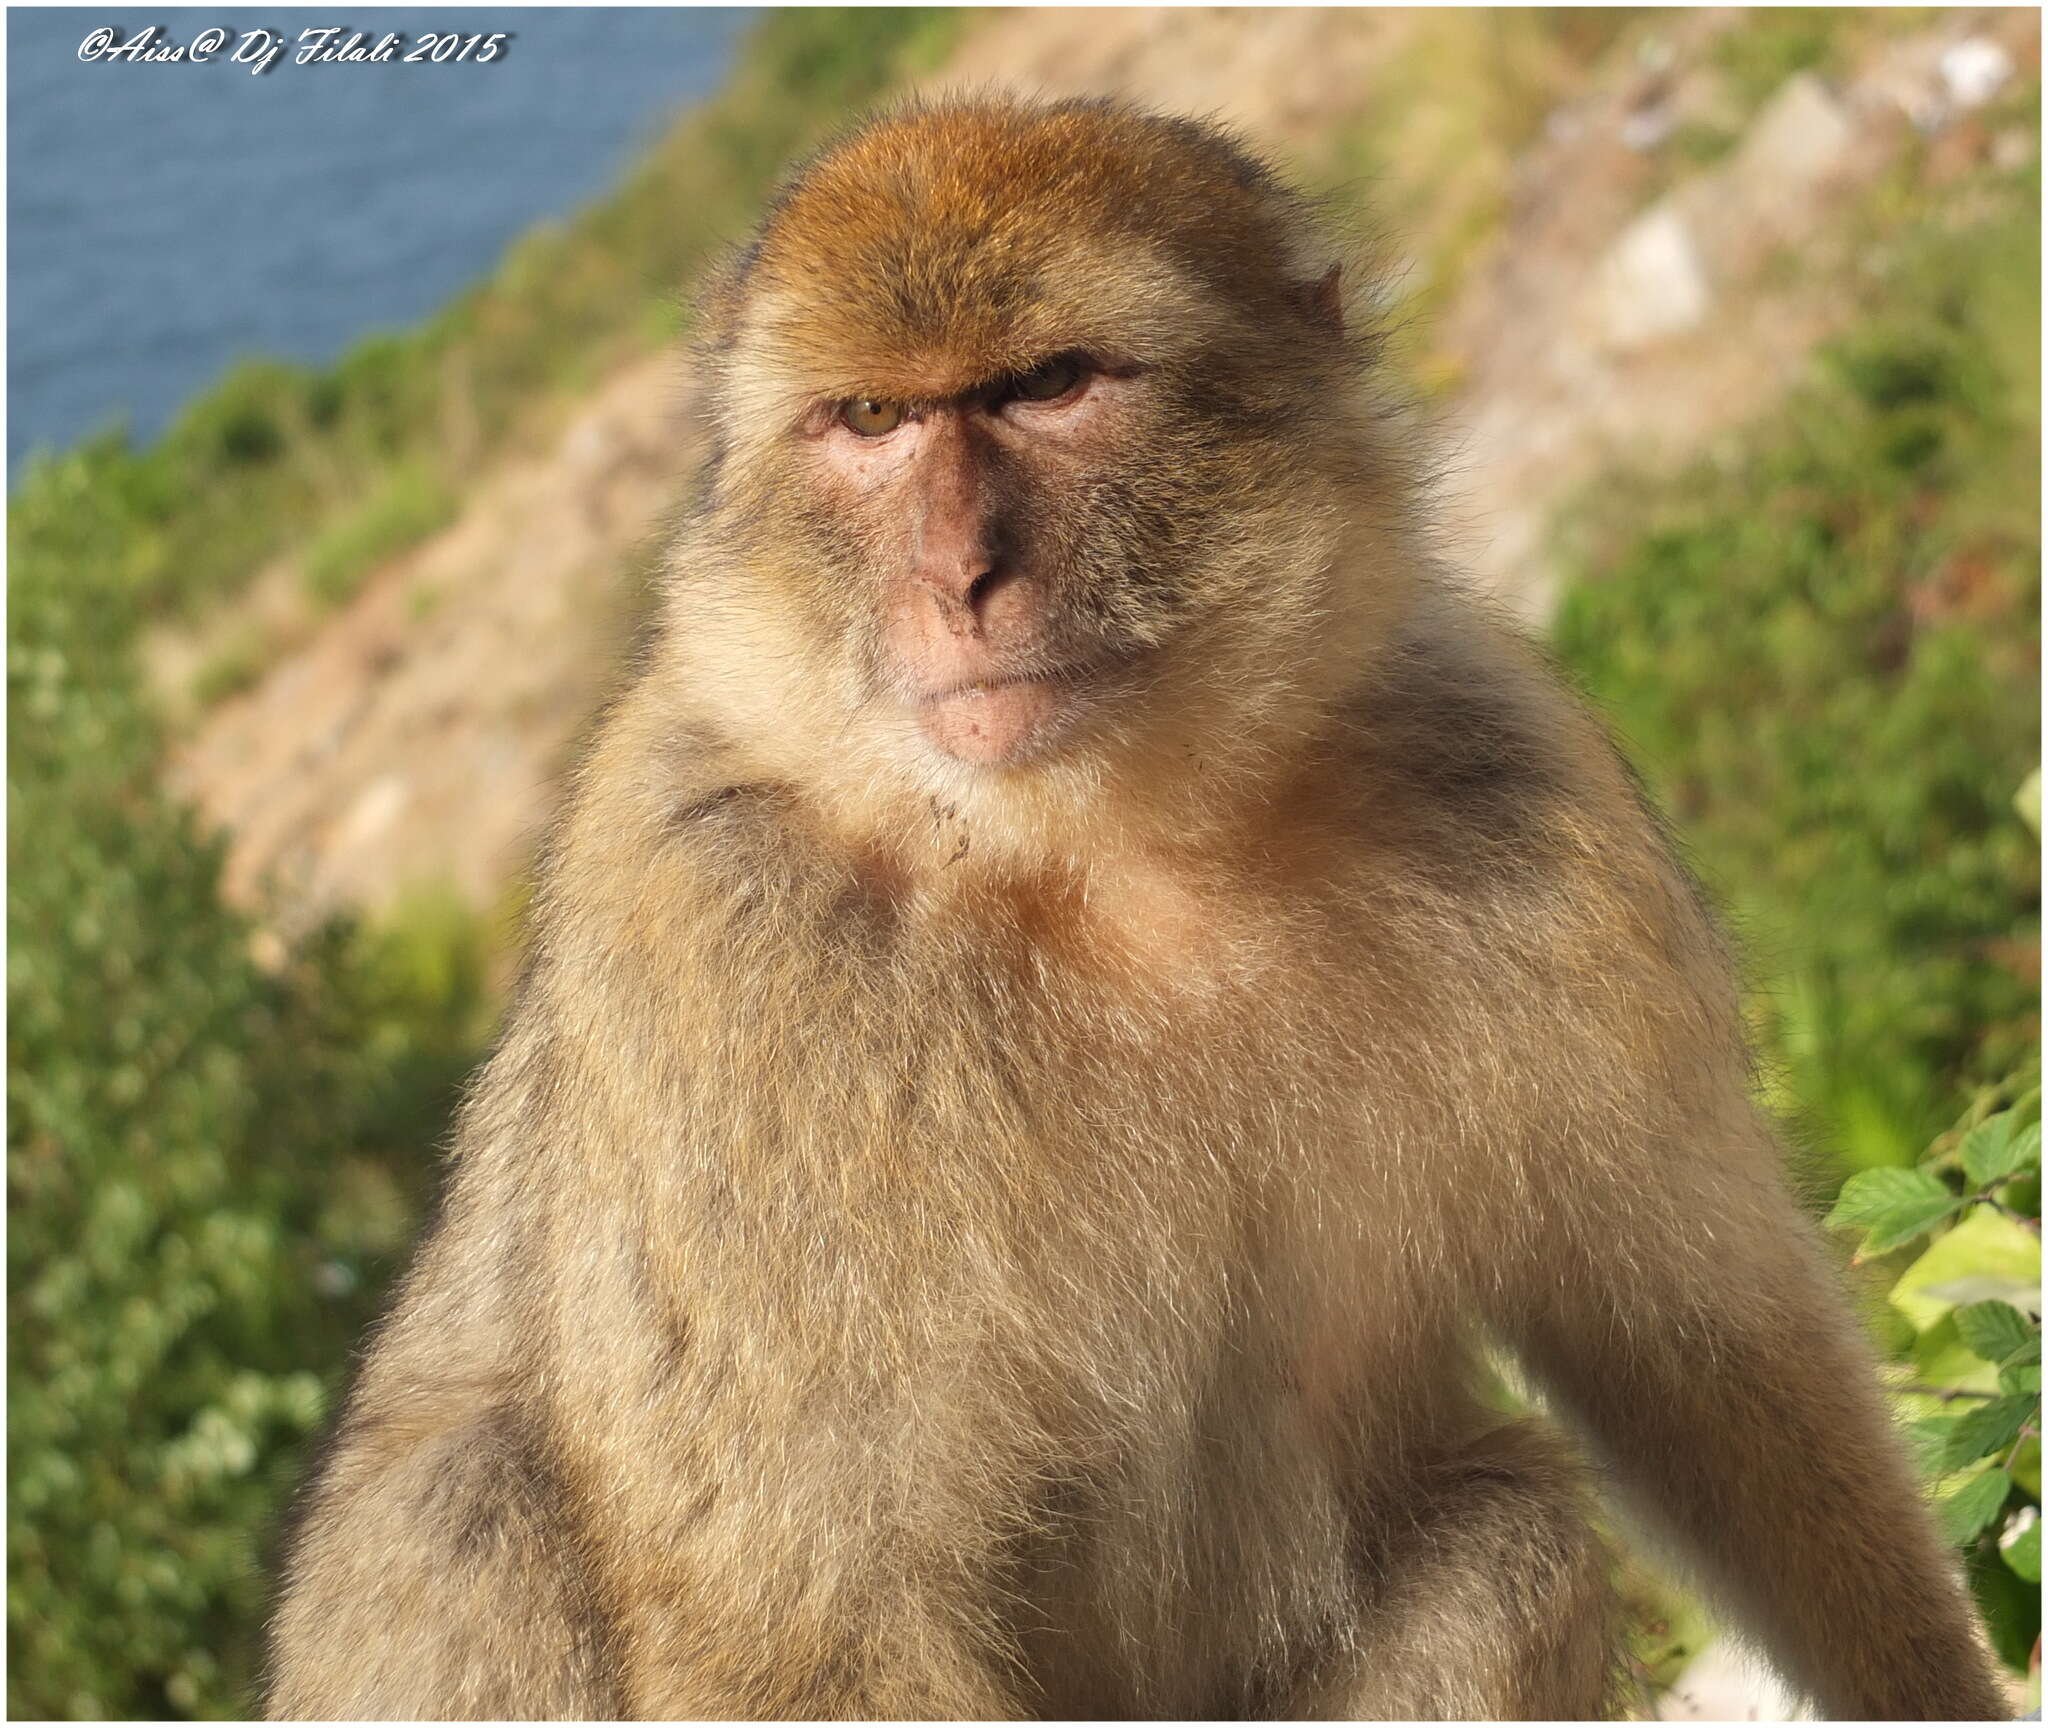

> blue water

[{"left": 7, "top": 6, "right": 752, "bottom": 481}]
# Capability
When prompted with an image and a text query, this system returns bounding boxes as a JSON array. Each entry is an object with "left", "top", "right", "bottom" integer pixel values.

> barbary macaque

[{"left": 267, "top": 97, "right": 2007, "bottom": 1720}]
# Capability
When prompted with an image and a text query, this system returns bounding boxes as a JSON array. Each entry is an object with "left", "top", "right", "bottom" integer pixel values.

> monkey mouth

[
  {"left": 922, "top": 665, "right": 1083, "bottom": 704},
  {"left": 911, "top": 659, "right": 1122, "bottom": 767}
]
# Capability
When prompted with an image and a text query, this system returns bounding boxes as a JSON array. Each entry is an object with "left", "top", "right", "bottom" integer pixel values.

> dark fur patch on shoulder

[
  {"left": 1348, "top": 635, "right": 1567, "bottom": 875},
  {"left": 1402, "top": 677, "right": 1558, "bottom": 814},
  {"left": 435, "top": 1406, "right": 542, "bottom": 1562}
]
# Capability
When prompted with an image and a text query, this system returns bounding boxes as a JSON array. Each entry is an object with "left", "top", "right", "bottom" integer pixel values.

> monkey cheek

[{"left": 919, "top": 680, "right": 1064, "bottom": 767}]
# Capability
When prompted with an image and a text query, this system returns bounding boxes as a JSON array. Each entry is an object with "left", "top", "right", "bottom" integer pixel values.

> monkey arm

[
  {"left": 1506, "top": 1100, "right": 2009, "bottom": 1722},
  {"left": 264, "top": 1155, "right": 616, "bottom": 1720}
]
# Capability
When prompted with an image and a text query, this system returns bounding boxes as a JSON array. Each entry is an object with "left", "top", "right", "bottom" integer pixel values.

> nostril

[{"left": 964, "top": 569, "right": 999, "bottom": 614}]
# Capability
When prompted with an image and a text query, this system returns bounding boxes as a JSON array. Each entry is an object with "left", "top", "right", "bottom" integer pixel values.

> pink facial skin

[{"left": 806, "top": 361, "right": 1147, "bottom": 767}]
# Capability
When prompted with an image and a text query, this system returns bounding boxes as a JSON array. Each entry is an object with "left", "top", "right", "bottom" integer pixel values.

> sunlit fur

[{"left": 267, "top": 98, "right": 2006, "bottom": 1720}]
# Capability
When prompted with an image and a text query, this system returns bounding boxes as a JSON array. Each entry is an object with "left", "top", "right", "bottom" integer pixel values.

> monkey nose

[
  {"left": 913, "top": 533, "right": 992, "bottom": 595},
  {"left": 917, "top": 563, "right": 1008, "bottom": 632}
]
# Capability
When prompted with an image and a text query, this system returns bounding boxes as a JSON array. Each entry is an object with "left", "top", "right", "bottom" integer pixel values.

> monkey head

[{"left": 675, "top": 98, "right": 1413, "bottom": 857}]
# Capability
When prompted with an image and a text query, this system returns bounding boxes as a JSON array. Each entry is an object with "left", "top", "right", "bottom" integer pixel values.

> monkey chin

[{"left": 917, "top": 675, "right": 1071, "bottom": 767}]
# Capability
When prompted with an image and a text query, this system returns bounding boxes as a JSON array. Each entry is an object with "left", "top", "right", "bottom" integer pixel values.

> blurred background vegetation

[{"left": 8, "top": 8, "right": 2039, "bottom": 1717}]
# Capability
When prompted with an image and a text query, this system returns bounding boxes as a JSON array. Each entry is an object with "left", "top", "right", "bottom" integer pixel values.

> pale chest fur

[{"left": 537, "top": 823, "right": 1498, "bottom": 1437}]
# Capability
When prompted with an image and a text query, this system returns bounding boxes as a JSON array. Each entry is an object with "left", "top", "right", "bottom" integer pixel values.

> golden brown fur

[{"left": 267, "top": 97, "right": 2006, "bottom": 1720}]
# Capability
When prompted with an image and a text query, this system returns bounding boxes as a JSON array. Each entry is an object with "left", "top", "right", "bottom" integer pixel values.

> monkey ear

[{"left": 1301, "top": 263, "right": 1344, "bottom": 335}]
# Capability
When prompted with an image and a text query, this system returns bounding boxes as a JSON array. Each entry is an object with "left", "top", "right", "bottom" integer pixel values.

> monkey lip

[{"left": 913, "top": 665, "right": 1094, "bottom": 766}]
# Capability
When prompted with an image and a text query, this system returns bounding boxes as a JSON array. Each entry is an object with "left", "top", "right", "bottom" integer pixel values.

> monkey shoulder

[
  {"left": 552, "top": 697, "right": 805, "bottom": 914},
  {"left": 1334, "top": 624, "right": 1606, "bottom": 882},
  {"left": 1328, "top": 618, "right": 1733, "bottom": 1031}
]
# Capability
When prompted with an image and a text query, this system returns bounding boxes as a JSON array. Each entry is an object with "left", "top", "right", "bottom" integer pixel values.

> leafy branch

[{"left": 1828, "top": 1075, "right": 2042, "bottom": 1578}]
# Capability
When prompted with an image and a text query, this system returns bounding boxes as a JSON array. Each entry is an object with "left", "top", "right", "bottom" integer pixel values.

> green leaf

[
  {"left": 1913, "top": 1413, "right": 1967, "bottom": 1472},
  {"left": 1962, "top": 1113, "right": 2042, "bottom": 1188},
  {"left": 1826, "top": 1166, "right": 1960, "bottom": 1256},
  {"left": 1829, "top": 1164, "right": 1955, "bottom": 1227},
  {"left": 1999, "top": 1359, "right": 2042, "bottom": 1398},
  {"left": 1998, "top": 1508, "right": 2041, "bottom": 1583},
  {"left": 1889, "top": 1207, "right": 2044, "bottom": 1332},
  {"left": 1938, "top": 1466, "right": 2014, "bottom": 1544},
  {"left": 1954, "top": 1300, "right": 2038, "bottom": 1366},
  {"left": 1940, "top": 1395, "right": 2037, "bottom": 1471},
  {"left": 1912, "top": 1398, "right": 2037, "bottom": 1478}
]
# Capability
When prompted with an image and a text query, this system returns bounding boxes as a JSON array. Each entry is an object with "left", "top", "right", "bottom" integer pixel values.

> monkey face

[
  {"left": 687, "top": 100, "right": 1392, "bottom": 817},
  {"left": 799, "top": 349, "right": 1215, "bottom": 767}
]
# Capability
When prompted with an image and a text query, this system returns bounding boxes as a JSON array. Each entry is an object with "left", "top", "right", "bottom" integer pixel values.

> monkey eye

[
  {"left": 1009, "top": 353, "right": 1087, "bottom": 404},
  {"left": 840, "top": 397, "right": 905, "bottom": 437}
]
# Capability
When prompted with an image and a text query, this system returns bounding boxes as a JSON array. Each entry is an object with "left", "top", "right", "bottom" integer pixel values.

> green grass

[
  {"left": 1711, "top": 6, "right": 1847, "bottom": 111},
  {"left": 189, "top": 628, "right": 267, "bottom": 708},
  {"left": 8, "top": 450, "right": 491, "bottom": 1709},
  {"left": 303, "top": 463, "right": 456, "bottom": 609}
]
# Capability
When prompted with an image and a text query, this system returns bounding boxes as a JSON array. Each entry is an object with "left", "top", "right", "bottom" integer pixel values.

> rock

[
  {"left": 248, "top": 927, "right": 288, "bottom": 976},
  {"left": 1857, "top": 37, "right": 1953, "bottom": 134},
  {"left": 1740, "top": 72, "right": 1855, "bottom": 194},
  {"left": 1941, "top": 38, "right": 2013, "bottom": 110},
  {"left": 336, "top": 773, "right": 410, "bottom": 853},
  {"left": 1621, "top": 102, "right": 1676, "bottom": 152},
  {"left": 1697, "top": 71, "right": 1860, "bottom": 267},
  {"left": 1598, "top": 203, "right": 1710, "bottom": 351}
]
